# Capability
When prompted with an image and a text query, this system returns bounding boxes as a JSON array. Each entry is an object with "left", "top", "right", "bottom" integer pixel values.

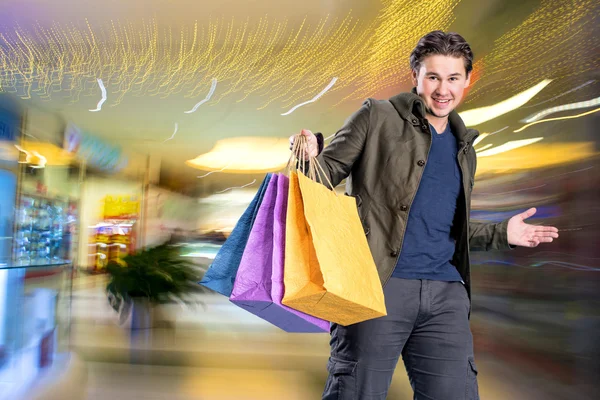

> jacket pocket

[
  {"left": 466, "top": 357, "right": 479, "bottom": 400},
  {"left": 323, "top": 357, "right": 358, "bottom": 400}
]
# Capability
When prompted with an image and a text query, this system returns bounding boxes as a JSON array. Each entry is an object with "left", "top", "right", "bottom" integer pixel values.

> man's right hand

[{"left": 289, "top": 129, "right": 319, "bottom": 159}]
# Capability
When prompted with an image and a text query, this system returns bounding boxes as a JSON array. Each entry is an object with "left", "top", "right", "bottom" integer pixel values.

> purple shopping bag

[{"left": 230, "top": 173, "right": 329, "bottom": 333}]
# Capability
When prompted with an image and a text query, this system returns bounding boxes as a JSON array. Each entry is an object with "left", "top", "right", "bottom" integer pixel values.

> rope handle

[{"left": 286, "top": 134, "right": 336, "bottom": 194}]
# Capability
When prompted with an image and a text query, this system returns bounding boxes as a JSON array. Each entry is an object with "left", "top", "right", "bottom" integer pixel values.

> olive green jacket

[{"left": 313, "top": 90, "right": 511, "bottom": 297}]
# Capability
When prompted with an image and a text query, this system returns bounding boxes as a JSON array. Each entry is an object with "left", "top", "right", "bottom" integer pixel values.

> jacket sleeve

[
  {"left": 468, "top": 219, "right": 513, "bottom": 251},
  {"left": 305, "top": 100, "right": 371, "bottom": 188}
]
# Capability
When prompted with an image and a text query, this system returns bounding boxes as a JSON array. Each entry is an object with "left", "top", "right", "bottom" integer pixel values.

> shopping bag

[
  {"left": 282, "top": 170, "right": 386, "bottom": 326},
  {"left": 199, "top": 173, "right": 272, "bottom": 296},
  {"left": 230, "top": 173, "right": 329, "bottom": 332}
]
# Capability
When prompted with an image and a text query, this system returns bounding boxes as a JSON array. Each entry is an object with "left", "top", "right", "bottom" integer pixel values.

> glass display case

[
  {"left": 14, "top": 194, "right": 77, "bottom": 267},
  {"left": 0, "top": 96, "right": 82, "bottom": 398}
]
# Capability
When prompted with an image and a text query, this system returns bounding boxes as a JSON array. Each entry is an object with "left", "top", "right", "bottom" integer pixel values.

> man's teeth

[{"left": 435, "top": 99, "right": 450, "bottom": 103}]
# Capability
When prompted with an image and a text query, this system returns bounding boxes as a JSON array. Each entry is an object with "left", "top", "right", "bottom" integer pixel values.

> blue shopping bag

[{"left": 199, "top": 173, "right": 272, "bottom": 296}]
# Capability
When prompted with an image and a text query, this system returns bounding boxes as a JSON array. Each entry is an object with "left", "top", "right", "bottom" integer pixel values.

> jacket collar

[{"left": 389, "top": 88, "right": 478, "bottom": 144}]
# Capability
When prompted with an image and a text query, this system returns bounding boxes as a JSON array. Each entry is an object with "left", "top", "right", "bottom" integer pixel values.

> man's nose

[{"left": 436, "top": 80, "right": 450, "bottom": 96}]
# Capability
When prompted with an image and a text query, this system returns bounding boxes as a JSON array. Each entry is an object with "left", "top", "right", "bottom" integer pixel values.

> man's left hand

[{"left": 507, "top": 207, "right": 559, "bottom": 247}]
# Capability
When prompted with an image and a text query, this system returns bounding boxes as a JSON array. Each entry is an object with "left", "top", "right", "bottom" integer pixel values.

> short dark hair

[{"left": 410, "top": 31, "right": 474, "bottom": 76}]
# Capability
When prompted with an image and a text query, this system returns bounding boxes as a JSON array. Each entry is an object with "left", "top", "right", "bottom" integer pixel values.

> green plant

[{"left": 106, "top": 244, "right": 201, "bottom": 309}]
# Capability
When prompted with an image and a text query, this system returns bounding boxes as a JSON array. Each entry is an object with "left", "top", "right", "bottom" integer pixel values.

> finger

[
  {"left": 535, "top": 231, "right": 559, "bottom": 238},
  {"left": 519, "top": 207, "right": 537, "bottom": 220},
  {"left": 535, "top": 225, "right": 559, "bottom": 233},
  {"left": 529, "top": 240, "right": 539, "bottom": 247},
  {"left": 535, "top": 237, "right": 554, "bottom": 243},
  {"left": 300, "top": 129, "right": 313, "bottom": 137}
]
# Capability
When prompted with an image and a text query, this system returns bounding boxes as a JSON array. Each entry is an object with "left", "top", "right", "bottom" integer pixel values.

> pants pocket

[
  {"left": 466, "top": 357, "right": 479, "bottom": 400},
  {"left": 322, "top": 356, "right": 358, "bottom": 400}
]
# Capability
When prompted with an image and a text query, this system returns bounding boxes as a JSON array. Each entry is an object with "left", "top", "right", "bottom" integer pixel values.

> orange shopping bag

[{"left": 282, "top": 138, "right": 386, "bottom": 326}]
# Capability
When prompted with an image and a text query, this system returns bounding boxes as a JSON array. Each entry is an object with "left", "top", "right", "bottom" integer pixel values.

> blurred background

[{"left": 0, "top": 0, "right": 598, "bottom": 398}]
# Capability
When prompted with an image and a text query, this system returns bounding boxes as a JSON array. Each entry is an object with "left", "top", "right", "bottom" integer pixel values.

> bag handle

[{"left": 286, "top": 134, "right": 336, "bottom": 194}]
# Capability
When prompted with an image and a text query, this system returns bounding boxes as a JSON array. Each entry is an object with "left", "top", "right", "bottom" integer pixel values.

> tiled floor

[
  {"left": 85, "top": 363, "right": 323, "bottom": 400},
  {"left": 70, "top": 275, "right": 588, "bottom": 400}
]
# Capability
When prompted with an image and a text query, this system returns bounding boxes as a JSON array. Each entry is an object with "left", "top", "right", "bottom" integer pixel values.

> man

[{"left": 290, "top": 31, "right": 559, "bottom": 399}]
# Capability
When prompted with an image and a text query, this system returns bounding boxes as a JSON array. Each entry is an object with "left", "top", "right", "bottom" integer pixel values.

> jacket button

[
  {"left": 391, "top": 250, "right": 399, "bottom": 257},
  {"left": 417, "top": 160, "right": 426, "bottom": 167},
  {"left": 400, "top": 205, "right": 408, "bottom": 211}
]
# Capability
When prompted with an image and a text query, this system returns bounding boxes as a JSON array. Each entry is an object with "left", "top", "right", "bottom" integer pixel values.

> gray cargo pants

[{"left": 322, "top": 278, "right": 479, "bottom": 400}]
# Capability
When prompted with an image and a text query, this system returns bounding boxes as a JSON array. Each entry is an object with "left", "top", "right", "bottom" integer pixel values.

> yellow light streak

[
  {"left": 0, "top": 1, "right": 460, "bottom": 108},
  {"left": 476, "top": 143, "right": 596, "bottom": 175},
  {"left": 459, "top": 80, "right": 552, "bottom": 126},
  {"left": 466, "top": 0, "right": 597, "bottom": 105},
  {"left": 522, "top": 96, "right": 600, "bottom": 123},
  {"left": 477, "top": 138, "right": 544, "bottom": 157},
  {"left": 475, "top": 143, "right": 493, "bottom": 152},
  {"left": 514, "top": 107, "right": 600, "bottom": 133},
  {"left": 473, "top": 133, "right": 488, "bottom": 146}
]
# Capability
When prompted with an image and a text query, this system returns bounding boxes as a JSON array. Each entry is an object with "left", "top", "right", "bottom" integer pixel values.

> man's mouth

[{"left": 433, "top": 98, "right": 451, "bottom": 104}]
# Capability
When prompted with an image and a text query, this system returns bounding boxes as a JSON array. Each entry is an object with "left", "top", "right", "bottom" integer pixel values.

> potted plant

[{"left": 106, "top": 244, "right": 202, "bottom": 331}]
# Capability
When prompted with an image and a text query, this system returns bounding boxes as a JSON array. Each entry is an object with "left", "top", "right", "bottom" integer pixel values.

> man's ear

[{"left": 411, "top": 69, "right": 418, "bottom": 87}]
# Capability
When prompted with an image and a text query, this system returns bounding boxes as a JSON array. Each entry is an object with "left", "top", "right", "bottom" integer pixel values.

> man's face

[{"left": 412, "top": 54, "right": 471, "bottom": 119}]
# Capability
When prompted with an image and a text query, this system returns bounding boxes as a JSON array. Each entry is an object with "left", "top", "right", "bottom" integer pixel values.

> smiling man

[{"left": 290, "top": 31, "right": 559, "bottom": 399}]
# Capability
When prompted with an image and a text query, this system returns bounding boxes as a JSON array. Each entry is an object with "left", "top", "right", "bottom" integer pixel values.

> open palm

[{"left": 507, "top": 207, "right": 559, "bottom": 247}]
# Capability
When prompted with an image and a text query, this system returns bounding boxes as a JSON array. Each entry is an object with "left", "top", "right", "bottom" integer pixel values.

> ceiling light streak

[
  {"left": 488, "top": 126, "right": 509, "bottom": 136},
  {"left": 473, "top": 133, "right": 488, "bottom": 147},
  {"left": 477, "top": 184, "right": 546, "bottom": 196},
  {"left": 475, "top": 144, "right": 493, "bottom": 152},
  {"left": 477, "top": 137, "right": 544, "bottom": 157},
  {"left": 197, "top": 162, "right": 232, "bottom": 178},
  {"left": 545, "top": 166, "right": 594, "bottom": 179},
  {"left": 459, "top": 80, "right": 552, "bottom": 126},
  {"left": 473, "top": 126, "right": 509, "bottom": 147},
  {"left": 0, "top": 7, "right": 458, "bottom": 106},
  {"left": 89, "top": 78, "right": 107, "bottom": 112},
  {"left": 465, "top": 0, "right": 596, "bottom": 105},
  {"left": 184, "top": 78, "right": 218, "bottom": 114},
  {"left": 216, "top": 179, "right": 257, "bottom": 194},
  {"left": 14, "top": 145, "right": 30, "bottom": 163},
  {"left": 281, "top": 77, "right": 338, "bottom": 116},
  {"left": 521, "top": 96, "right": 600, "bottom": 123},
  {"left": 538, "top": 261, "right": 600, "bottom": 272},
  {"left": 163, "top": 123, "right": 179, "bottom": 142},
  {"left": 522, "top": 80, "right": 596, "bottom": 108},
  {"left": 30, "top": 151, "right": 47, "bottom": 168},
  {"left": 514, "top": 107, "right": 600, "bottom": 133}
]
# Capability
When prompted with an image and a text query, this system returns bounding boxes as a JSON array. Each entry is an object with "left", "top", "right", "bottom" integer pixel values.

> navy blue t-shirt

[{"left": 392, "top": 123, "right": 463, "bottom": 281}]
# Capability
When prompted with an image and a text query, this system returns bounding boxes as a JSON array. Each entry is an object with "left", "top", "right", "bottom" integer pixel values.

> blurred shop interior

[{"left": 0, "top": 0, "right": 599, "bottom": 399}]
